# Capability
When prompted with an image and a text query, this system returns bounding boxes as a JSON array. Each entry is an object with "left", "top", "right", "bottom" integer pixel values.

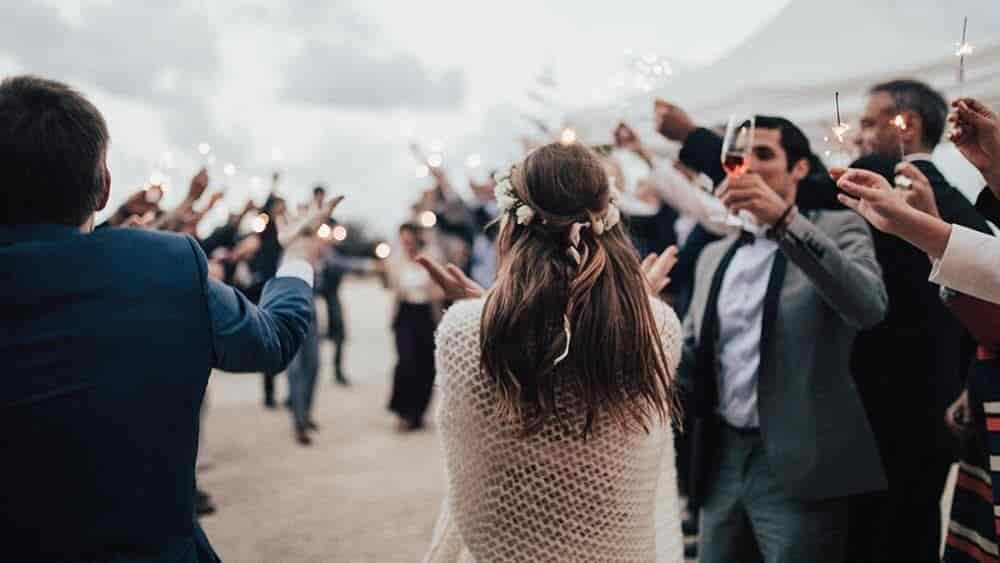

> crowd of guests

[
  {"left": 5, "top": 66, "right": 1000, "bottom": 562},
  {"left": 410, "top": 79, "right": 1000, "bottom": 562}
]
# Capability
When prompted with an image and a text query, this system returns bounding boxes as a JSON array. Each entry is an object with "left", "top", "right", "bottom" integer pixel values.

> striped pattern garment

[{"left": 945, "top": 357, "right": 1000, "bottom": 563}]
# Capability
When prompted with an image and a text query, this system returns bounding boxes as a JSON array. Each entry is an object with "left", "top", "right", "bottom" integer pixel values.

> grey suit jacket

[{"left": 680, "top": 209, "right": 888, "bottom": 503}]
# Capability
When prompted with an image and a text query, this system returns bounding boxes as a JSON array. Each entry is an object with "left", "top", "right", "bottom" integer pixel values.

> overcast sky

[{"left": 1, "top": 0, "right": 789, "bottom": 234}]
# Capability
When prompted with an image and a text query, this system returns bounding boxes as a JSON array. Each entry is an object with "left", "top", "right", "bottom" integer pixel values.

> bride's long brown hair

[{"left": 481, "top": 142, "right": 680, "bottom": 436}]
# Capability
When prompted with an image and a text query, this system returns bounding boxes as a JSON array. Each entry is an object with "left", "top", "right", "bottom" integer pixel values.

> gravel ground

[{"left": 199, "top": 279, "right": 444, "bottom": 563}]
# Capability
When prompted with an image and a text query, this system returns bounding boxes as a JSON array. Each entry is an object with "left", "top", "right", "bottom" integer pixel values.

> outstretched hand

[
  {"left": 950, "top": 98, "right": 1000, "bottom": 188},
  {"left": 641, "top": 245, "right": 679, "bottom": 295},
  {"left": 831, "top": 167, "right": 912, "bottom": 235},
  {"left": 415, "top": 255, "right": 485, "bottom": 301},
  {"left": 654, "top": 99, "right": 696, "bottom": 142},
  {"left": 186, "top": 168, "right": 209, "bottom": 203}
]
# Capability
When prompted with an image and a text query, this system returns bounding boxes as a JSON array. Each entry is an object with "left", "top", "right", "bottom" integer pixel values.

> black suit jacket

[
  {"left": 849, "top": 157, "right": 991, "bottom": 468},
  {"left": 0, "top": 224, "right": 313, "bottom": 562}
]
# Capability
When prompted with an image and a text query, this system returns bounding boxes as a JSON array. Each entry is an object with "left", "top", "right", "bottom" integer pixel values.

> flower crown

[
  {"left": 493, "top": 169, "right": 621, "bottom": 234},
  {"left": 492, "top": 168, "right": 622, "bottom": 368}
]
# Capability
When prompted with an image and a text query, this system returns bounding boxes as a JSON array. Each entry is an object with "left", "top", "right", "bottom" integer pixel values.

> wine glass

[{"left": 707, "top": 114, "right": 755, "bottom": 226}]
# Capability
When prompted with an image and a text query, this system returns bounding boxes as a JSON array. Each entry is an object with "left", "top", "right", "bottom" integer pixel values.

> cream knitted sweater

[{"left": 423, "top": 297, "right": 684, "bottom": 562}]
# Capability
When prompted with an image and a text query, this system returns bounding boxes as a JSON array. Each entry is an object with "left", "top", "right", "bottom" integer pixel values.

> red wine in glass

[{"left": 722, "top": 152, "right": 749, "bottom": 177}]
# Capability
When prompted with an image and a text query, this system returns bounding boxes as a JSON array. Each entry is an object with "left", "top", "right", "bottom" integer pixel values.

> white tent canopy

[{"left": 570, "top": 0, "right": 1000, "bottom": 199}]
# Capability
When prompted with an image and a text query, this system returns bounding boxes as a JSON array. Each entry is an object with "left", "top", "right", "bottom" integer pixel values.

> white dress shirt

[
  {"left": 929, "top": 223, "right": 1000, "bottom": 305},
  {"left": 716, "top": 234, "right": 779, "bottom": 428},
  {"left": 275, "top": 258, "right": 315, "bottom": 288}
]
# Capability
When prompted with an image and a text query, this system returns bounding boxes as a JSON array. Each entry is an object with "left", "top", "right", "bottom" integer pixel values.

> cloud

[
  {"left": 0, "top": 1, "right": 249, "bottom": 162},
  {"left": 282, "top": 40, "right": 464, "bottom": 110},
  {"left": 1, "top": 1, "right": 218, "bottom": 100}
]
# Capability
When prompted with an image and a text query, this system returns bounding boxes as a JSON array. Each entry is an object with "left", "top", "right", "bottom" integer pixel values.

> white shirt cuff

[
  {"left": 929, "top": 224, "right": 989, "bottom": 293},
  {"left": 276, "top": 258, "right": 314, "bottom": 288}
]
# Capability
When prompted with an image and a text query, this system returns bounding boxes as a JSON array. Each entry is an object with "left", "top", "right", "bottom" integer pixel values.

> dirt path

[{"left": 199, "top": 279, "right": 443, "bottom": 562}]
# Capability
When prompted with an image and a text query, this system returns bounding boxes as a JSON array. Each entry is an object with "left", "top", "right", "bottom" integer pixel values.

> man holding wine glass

[{"left": 668, "top": 108, "right": 888, "bottom": 562}]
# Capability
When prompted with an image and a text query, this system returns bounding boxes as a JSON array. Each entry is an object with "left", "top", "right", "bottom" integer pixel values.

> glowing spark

[
  {"left": 332, "top": 225, "right": 348, "bottom": 241},
  {"left": 560, "top": 128, "right": 577, "bottom": 146},
  {"left": 419, "top": 210, "right": 438, "bottom": 228},
  {"left": 374, "top": 242, "right": 392, "bottom": 259},
  {"left": 252, "top": 213, "right": 270, "bottom": 234},
  {"left": 832, "top": 123, "right": 851, "bottom": 143},
  {"left": 317, "top": 224, "right": 332, "bottom": 239}
]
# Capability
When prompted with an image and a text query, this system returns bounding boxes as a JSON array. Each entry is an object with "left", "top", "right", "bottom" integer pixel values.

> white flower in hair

[
  {"left": 494, "top": 179, "right": 516, "bottom": 212},
  {"left": 515, "top": 204, "right": 535, "bottom": 225},
  {"left": 604, "top": 203, "right": 621, "bottom": 230}
]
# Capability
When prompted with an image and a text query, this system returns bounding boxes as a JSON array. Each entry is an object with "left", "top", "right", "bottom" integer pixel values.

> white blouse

[{"left": 929, "top": 223, "right": 1000, "bottom": 305}]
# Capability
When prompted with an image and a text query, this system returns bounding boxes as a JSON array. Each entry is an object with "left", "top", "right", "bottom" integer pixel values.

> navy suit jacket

[{"left": 0, "top": 224, "right": 313, "bottom": 562}]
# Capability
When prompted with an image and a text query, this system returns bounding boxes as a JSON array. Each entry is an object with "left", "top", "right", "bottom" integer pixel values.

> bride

[{"left": 418, "top": 142, "right": 685, "bottom": 562}]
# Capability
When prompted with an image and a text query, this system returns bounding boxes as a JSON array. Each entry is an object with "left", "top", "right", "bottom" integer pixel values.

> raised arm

[
  {"left": 775, "top": 211, "right": 887, "bottom": 329},
  {"left": 190, "top": 235, "right": 315, "bottom": 373}
]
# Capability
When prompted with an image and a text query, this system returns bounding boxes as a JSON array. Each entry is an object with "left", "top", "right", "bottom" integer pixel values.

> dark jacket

[{"left": 0, "top": 224, "right": 313, "bottom": 562}]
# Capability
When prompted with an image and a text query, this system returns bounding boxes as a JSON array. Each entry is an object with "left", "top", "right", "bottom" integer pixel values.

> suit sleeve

[
  {"left": 776, "top": 212, "right": 888, "bottom": 329},
  {"left": 976, "top": 187, "right": 1000, "bottom": 226},
  {"left": 678, "top": 127, "right": 726, "bottom": 186},
  {"left": 936, "top": 184, "right": 992, "bottom": 235},
  {"left": 187, "top": 236, "right": 314, "bottom": 373}
]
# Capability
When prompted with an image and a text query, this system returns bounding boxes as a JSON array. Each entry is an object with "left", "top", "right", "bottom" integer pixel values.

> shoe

[
  {"left": 683, "top": 542, "right": 697, "bottom": 560},
  {"left": 264, "top": 397, "right": 277, "bottom": 409},
  {"left": 195, "top": 489, "right": 216, "bottom": 517},
  {"left": 334, "top": 373, "right": 350, "bottom": 386},
  {"left": 396, "top": 418, "right": 424, "bottom": 433},
  {"left": 681, "top": 515, "right": 698, "bottom": 537},
  {"left": 306, "top": 419, "right": 320, "bottom": 432},
  {"left": 295, "top": 426, "right": 312, "bottom": 446}
]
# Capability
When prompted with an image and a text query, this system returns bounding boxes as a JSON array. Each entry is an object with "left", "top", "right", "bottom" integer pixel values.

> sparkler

[
  {"left": 892, "top": 114, "right": 907, "bottom": 160},
  {"left": 832, "top": 92, "right": 850, "bottom": 143},
  {"left": 956, "top": 16, "right": 974, "bottom": 91}
]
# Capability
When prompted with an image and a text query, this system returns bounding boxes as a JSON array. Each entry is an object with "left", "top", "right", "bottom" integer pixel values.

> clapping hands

[{"left": 414, "top": 245, "right": 679, "bottom": 301}]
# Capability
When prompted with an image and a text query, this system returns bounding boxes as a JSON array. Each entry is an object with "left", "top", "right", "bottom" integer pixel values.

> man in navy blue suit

[{"left": 0, "top": 76, "right": 324, "bottom": 562}]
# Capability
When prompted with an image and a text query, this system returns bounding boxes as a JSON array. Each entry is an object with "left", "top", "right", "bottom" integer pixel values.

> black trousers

[
  {"left": 845, "top": 449, "right": 951, "bottom": 563},
  {"left": 387, "top": 302, "right": 436, "bottom": 425}
]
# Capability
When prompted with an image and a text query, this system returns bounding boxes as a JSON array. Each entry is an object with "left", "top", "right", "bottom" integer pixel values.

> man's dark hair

[
  {"left": 870, "top": 79, "right": 948, "bottom": 149},
  {"left": 0, "top": 75, "right": 110, "bottom": 226},
  {"left": 755, "top": 115, "right": 812, "bottom": 172},
  {"left": 312, "top": 185, "right": 326, "bottom": 196},
  {"left": 399, "top": 222, "right": 422, "bottom": 235}
]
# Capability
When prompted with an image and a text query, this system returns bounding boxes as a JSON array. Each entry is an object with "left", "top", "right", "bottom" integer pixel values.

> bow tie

[{"left": 737, "top": 230, "right": 756, "bottom": 246}]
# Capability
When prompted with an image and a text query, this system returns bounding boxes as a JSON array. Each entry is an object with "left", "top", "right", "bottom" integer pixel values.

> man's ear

[
  {"left": 96, "top": 161, "right": 111, "bottom": 211},
  {"left": 790, "top": 156, "right": 810, "bottom": 184}
]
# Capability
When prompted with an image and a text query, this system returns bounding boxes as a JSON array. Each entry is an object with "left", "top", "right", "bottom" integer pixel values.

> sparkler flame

[{"left": 832, "top": 123, "right": 851, "bottom": 144}]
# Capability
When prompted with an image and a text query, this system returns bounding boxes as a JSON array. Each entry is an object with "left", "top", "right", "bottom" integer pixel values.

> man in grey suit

[{"left": 680, "top": 116, "right": 888, "bottom": 562}]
